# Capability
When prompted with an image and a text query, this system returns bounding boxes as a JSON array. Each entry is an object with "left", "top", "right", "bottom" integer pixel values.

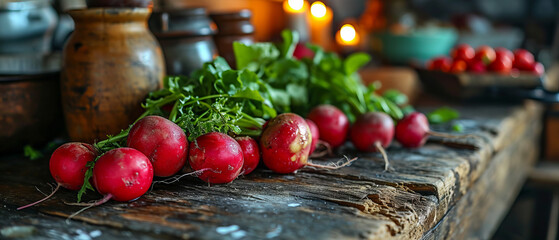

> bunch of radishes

[
  {"left": 19, "top": 111, "right": 331, "bottom": 208},
  {"left": 428, "top": 44, "right": 544, "bottom": 75}
]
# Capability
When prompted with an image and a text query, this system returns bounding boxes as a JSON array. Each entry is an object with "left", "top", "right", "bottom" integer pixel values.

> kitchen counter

[{"left": 0, "top": 101, "right": 543, "bottom": 240}]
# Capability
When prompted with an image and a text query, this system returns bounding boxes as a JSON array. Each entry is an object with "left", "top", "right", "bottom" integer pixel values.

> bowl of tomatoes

[{"left": 417, "top": 44, "right": 545, "bottom": 100}]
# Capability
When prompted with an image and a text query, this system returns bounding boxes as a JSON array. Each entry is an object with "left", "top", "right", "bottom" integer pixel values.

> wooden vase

[{"left": 61, "top": 8, "right": 165, "bottom": 143}]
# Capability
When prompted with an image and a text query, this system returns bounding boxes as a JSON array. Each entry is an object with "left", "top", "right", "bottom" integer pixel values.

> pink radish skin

[
  {"left": 235, "top": 136, "right": 260, "bottom": 175},
  {"left": 189, "top": 132, "right": 244, "bottom": 184},
  {"left": 93, "top": 148, "right": 153, "bottom": 202},
  {"left": 395, "top": 112, "right": 430, "bottom": 148},
  {"left": 127, "top": 115, "right": 188, "bottom": 177},
  {"left": 305, "top": 119, "right": 319, "bottom": 154},
  {"left": 50, "top": 143, "right": 99, "bottom": 190},
  {"left": 260, "top": 113, "right": 312, "bottom": 174},
  {"left": 18, "top": 143, "right": 98, "bottom": 210},
  {"left": 307, "top": 105, "right": 349, "bottom": 148},
  {"left": 350, "top": 112, "right": 394, "bottom": 151},
  {"left": 350, "top": 112, "right": 394, "bottom": 171}
]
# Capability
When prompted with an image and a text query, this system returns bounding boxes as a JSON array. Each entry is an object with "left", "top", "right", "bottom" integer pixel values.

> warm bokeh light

[
  {"left": 310, "top": 1, "right": 326, "bottom": 18},
  {"left": 286, "top": 0, "right": 304, "bottom": 11},
  {"left": 340, "top": 24, "right": 357, "bottom": 43}
]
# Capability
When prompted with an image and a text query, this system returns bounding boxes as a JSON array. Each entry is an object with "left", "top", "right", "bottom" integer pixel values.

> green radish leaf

[
  {"left": 344, "top": 52, "right": 370, "bottom": 75},
  {"left": 427, "top": 107, "right": 460, "bottom": 124},
  {"left": 278, "top": 29, "right": 299, "bottom": 58},
  {"left": 233, "top": 42, "right": 279, "bottom": 70},
  {"left": 23, "top": 145, "right": 43, "bottom": 160},
  {"left": 383, "top": 89, "right": 408, "bottom": 106},
  {"left": 77, "top": 157, "right": 98, "bottom": 203},
  {"left": 401, "top": 105, "right": 416, "bottom": 115},
  {"left": 452, "top": 123, "right": 464, "bottom": 132}
]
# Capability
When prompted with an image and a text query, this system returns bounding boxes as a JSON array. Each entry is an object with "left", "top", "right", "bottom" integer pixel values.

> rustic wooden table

[{"left": 0, "top": 101, "right": 543, "bottom": 240}]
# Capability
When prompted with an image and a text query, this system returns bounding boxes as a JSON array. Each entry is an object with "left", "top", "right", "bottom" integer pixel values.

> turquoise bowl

[{"left": 375, "top": 28, "right": 458, "bottom": 64}]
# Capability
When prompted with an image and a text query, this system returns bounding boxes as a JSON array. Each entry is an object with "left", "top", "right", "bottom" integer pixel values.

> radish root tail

[
  {"left": 65, "top": 194, "right": 112, "bottom": 223},
  {"left": 153, "top": 168, "right": 214, "bottom": 185},
  {"left": 17, "top": 183, "right": 61, "bottom": 210},
  {"left": 374, "top": 142, "right": 390, "bottom": 172},
  {"left": 310, "top": 140, "right": 334, "bottom": 158},
  {"left": 306, "top": 156, "right": 358, "bottom": 170}
]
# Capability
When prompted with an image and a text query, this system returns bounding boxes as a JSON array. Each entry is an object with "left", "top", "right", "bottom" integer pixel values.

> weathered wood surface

[{"left": 0, "top": 101, "right": 542, "bottom": 240}]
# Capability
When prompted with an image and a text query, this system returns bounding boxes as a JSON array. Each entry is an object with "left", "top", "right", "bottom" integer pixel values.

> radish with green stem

[
  {"left": 349, "top": 112, "right": 394, "bottom": 171},
  {"left": 65, "top": 147, "right": 154, "bottom": 220},
  {"left": 235, "top": 136, "right": 260, "bottom": 175},
  {"left": 127, "top": 116, "right": 188, "bottom": 177},
  {"left": 189, "top": 132, "right": 244, "bottom": 184},
  {"left": 261, "top": 113, "right": 356, "bottom": 174},
  {"left": 395, "top": 112, "right": 477, "bottom": 148},
  {"left": 307, "top": 105, "right": 349, "bottom": 149},
  {"left": 92, "top": 147, "right": 153, "bottom": 202},
  {"left": 18, "top": 143, "right": 98, "bottom": 210}
]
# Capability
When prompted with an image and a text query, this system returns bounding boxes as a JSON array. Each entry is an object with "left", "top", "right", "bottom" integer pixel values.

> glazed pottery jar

[{"left": 61, "top": 8, "right": 165, "bottom": 143}]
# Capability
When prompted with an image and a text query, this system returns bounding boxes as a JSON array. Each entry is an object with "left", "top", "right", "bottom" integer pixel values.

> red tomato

[
  {"left": 529, "top": 62, "right": 545, "bottom": 76},
  {"left": 513, "top": 49, "right": 535, "bottom": 70},
  {"left": 488, "top": 56, "right": 513, "bottom": 74},
  {"left": 451, "top": 44, "right": 475, "bottom": 62},
  {"left": 449, "top": 60, "right": 467, "bottom": 73},
  {"left": 468, "top": 59, "right": 486, "bottom": 73},
  {"left": 428, "top": 57, "right": 452, "bottom": 72},
  {"left": 474, "top": 45, "right": 496, "bottom": 65},
  {"left": 495, "top": 47, "right": 514, "bottom": 62}
]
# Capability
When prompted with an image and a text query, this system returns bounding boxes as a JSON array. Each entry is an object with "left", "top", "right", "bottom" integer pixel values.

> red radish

[
  {"left": 395, "top": 112, "right": 430, "bottom": 148},
  {"left": 449, "top": 59, "right": 467, "bottom": 73},
  {"left": 305, "top": 119, "right": 319, "bottom": 154},
  {"left": 261, "top": 113, "right": 357, "bottom": 174},
  {"left": 395, "top": 112, "right": 477, "bottom": 149},
  {"left": 427, "top": 57, "right": 452, "bottom": 72},
  {"left": 18, "top": 143, "right": 98, "bottom": 210},
  {"left": 468, "top": 59, "right": 486, "bottom": 73},
  {"left": 488, "top": 56, "right": 513, "bottom": 74},
  {"left": 127, "top": 115, "right": 188, "bottom": 177},
  {"left": 349, "top": 112, "right": 394, "bottom": 171},
  {"left": 92, "top": 147, "right": 154, "bottom": 202},
  {"left": 307, "top": 105, "right": 349, "bottom": 148},
  {"left": 261, "top": 113, "right": 312, "bottom": 174},
  {"left": 235, "top": 136, "right": 260, "bottom": 175},
  {"left": 189, "top": 132, "right": 243, "bottom": 184},
  {"left": 474, "top": 45, "right": 496, "bottom": 65},
  {"left": 513, "top": 49, "right": 535, "bottom": 70},
  {"left": 65, "top": 148, "right": 154, "bottom": 219},
  {"left": 293, "top": 42, "right": 315, "bottom": 60},
  {"left": 451, "top": 44, "right": 475, "bottom": 62},
  {"left": 530, "top": 62, "right": 545, "bottom": 76},
  {"left": 495, "top": 47, "right": 514, "bottom": 62}
]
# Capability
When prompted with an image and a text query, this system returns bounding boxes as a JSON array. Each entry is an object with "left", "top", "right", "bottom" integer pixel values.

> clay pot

[
  {"left": 0, "top": 72, "right": 63, "bottom": 152},
  {"left": 210, "top": 9, "right": 255, "bottom": 68},
  {"left": 62, "top": 8, "right": 165, "bottom": 143}
]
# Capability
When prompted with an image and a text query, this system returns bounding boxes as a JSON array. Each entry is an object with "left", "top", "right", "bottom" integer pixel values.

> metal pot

[
  {"left": 0, "top": 0, "right": 58, "bottom": 54},
  {"left": 210, "top": 9, "right": 255, "bottom": 67},
  {"left": 149, "top": 8, "right": 218, "bottom": 76}
]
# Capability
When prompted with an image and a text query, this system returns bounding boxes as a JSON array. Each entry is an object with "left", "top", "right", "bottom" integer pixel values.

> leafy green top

[{"left": 233, "top": 30, "right": 404, "bottom": 122}]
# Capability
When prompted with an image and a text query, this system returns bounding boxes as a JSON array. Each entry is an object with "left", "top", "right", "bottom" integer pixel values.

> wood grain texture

[{"left": 0, "top": 102, "right": 543, "bottom": 240}]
